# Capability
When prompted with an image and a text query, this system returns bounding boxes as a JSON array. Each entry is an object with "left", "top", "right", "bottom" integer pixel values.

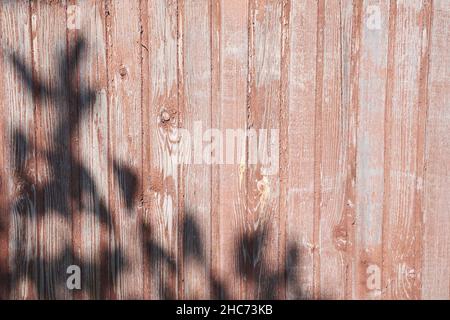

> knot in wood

[
  {"left": 161, "top": 110, "right": 171, "bottom": 122},
  {"left": 119, "top": 65, "right": 128, "bottom": 78}
]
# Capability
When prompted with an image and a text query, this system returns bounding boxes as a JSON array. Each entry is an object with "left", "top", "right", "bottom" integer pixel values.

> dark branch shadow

[
  {"left": 5, "top": 37, "right": 119, "bottom": 299},
  {"left": 113, "top": 161, "right": 138, "bottom": 210},
  {"left": 4, "top": 33, "right": 305, "bottom": 301},
  {"left": 235, "top": 226, "right": 304, "bottom": 299}
]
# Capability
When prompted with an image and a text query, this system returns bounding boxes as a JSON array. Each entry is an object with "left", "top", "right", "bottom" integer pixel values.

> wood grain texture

[
  {"left": 339, "top": 0, "right": 360, "bottom": 300},
  {"left": 141, "top": 0, "right": 180, "bottom": 299},
  {"left": 180, "top": 0, "right": 212, "bottom": 299},
  {"left": 74, "top": 0, "right": 109, "bottom": 299},
  {"left": 0, "top": 1, "right": 7, "bottom": 299},
  {"left": 353, "top": 0, "right": 389, "bottom": 300},
  {"left": 247, "top": 0, "right": 283, "bottom": 299},
  {"left": 317, "top": 0, "right": 349, "bottom": 299},
  {"left": 211, "top": 0, "right": 250, "bottom": 300},
  {"left": 32, "top": 0, "right": 73, "bottom": 299},
  {"left": 382, "top": 0, "right": 431, "bottom": 300},
  {"left": 105, "top": 0, "right": 143, "bottom": 299},
  {"left": 422, "top": 0, "right": 450, "bottom": 300},
  {"left": 0, "top": 0, "right": 37, "bottom": 300},
  {"left": 285, "top": 0, "right": 317, "bottom": 300},
  {"left": 0, "top": 0, "right": 448, "bottom": 300}
]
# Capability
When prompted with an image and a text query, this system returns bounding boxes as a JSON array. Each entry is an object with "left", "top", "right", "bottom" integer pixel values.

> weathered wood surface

[{"left": 0, "top": 0, "right": 449, "bottom": 300}]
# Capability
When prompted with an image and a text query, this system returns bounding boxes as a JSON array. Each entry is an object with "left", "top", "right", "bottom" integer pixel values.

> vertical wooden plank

[
  {"left": 422, "top": 0, "right": 450, "bottom": 300},
  {"left": 73, "top": 0, "right": 109, "bottom": 299},
  {"left": 141, "top": 0, "right": 180, "bottom": 299},
  {"left": 1, "top": 0, "right": 449, "bottom": 301},
  {"left": 105, "top": 0, "right": 143, "bottom": 299},
  {"left": 30, "top": 0, "right": 73, "bottom": 299},
  {"left": 0, "top": 97, "right": 8, "bottom": 299},
  {"left": 339, "top": 0, "right": 359, "bottom": 300},
  {"left": 285, "top": 0, "right": 317, "bottom": 300},
  {"left": 247, "top": 0, "right": 282, "bottom": 299},
  {"left": 142, "top": 0, "right": 180, "bottom": 300},
  {"left": 383, "top": 0, "right": 431, "bottom": 300},
  {"left": 317, "top": 0, "right": 348, "bottom": 299},
  {"left": 180, "top": 0, "right": 212, "bottom": 299},
  {"left": 0, "top": 1, "right": 7, "bottom": 299},
  {"left": 211, "top": 0, "right": 249, "bottom": 300},
  {"left": 313, "top": 0, "right": 324, "bottom": 300},
  {"left": 278, "top": 0, "right": 289, "bottom": 301},
  {"left": 66, "top": 0, "right": 82, "bottom": 302},
  {"left": 354, "top": 0, "right": 389, "bottom": 300},
  {"left": 0, "top": 0, "right": 37, "bottom": 300}
]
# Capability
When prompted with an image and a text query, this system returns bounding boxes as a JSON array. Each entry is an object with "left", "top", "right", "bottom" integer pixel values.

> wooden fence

[{"left": 0, "top": 0, "right": 449, "bottom": 299}]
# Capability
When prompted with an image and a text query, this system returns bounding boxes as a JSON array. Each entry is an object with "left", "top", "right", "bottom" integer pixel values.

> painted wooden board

[
  {"left": 141, "top": 0, "right": 180, "bottom": 300},
  {"left": 105, "top": 0, "right": 143, "bottom": 299},
  {"left": 247, "top": 0, "right": 283, "bottom": 299},
  {"left": 422, "top": 0, "right": 450, "bottom": 300},
  {"left": 353, "top": 0, "right": 389, "bottom": 300},
  {"left": 179, "top": 0, "right": 212, "bottom": 300},
  {"left": 285, "top": 0, "right": 317, "bottom": 300},
  {"left": 0, "top": 0, "right": 448, "bottom": 300},
  {"left": 0, "top": 0, "right": 37, "bottom": 300},
  {"left": 72, "top": 0, "right": 109, "bottom": 300},
  {"left": 211, "top": 0, "right": 249, "bottom": 300},
  {"left": 382, "top": 0, "right": 431, "bottom": 300},
  {"left": 316, "top": 0, "right": 350, "bottom": 299},
  {"left": 30, "top": 0, "right": 74, "bottom": 299}
]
